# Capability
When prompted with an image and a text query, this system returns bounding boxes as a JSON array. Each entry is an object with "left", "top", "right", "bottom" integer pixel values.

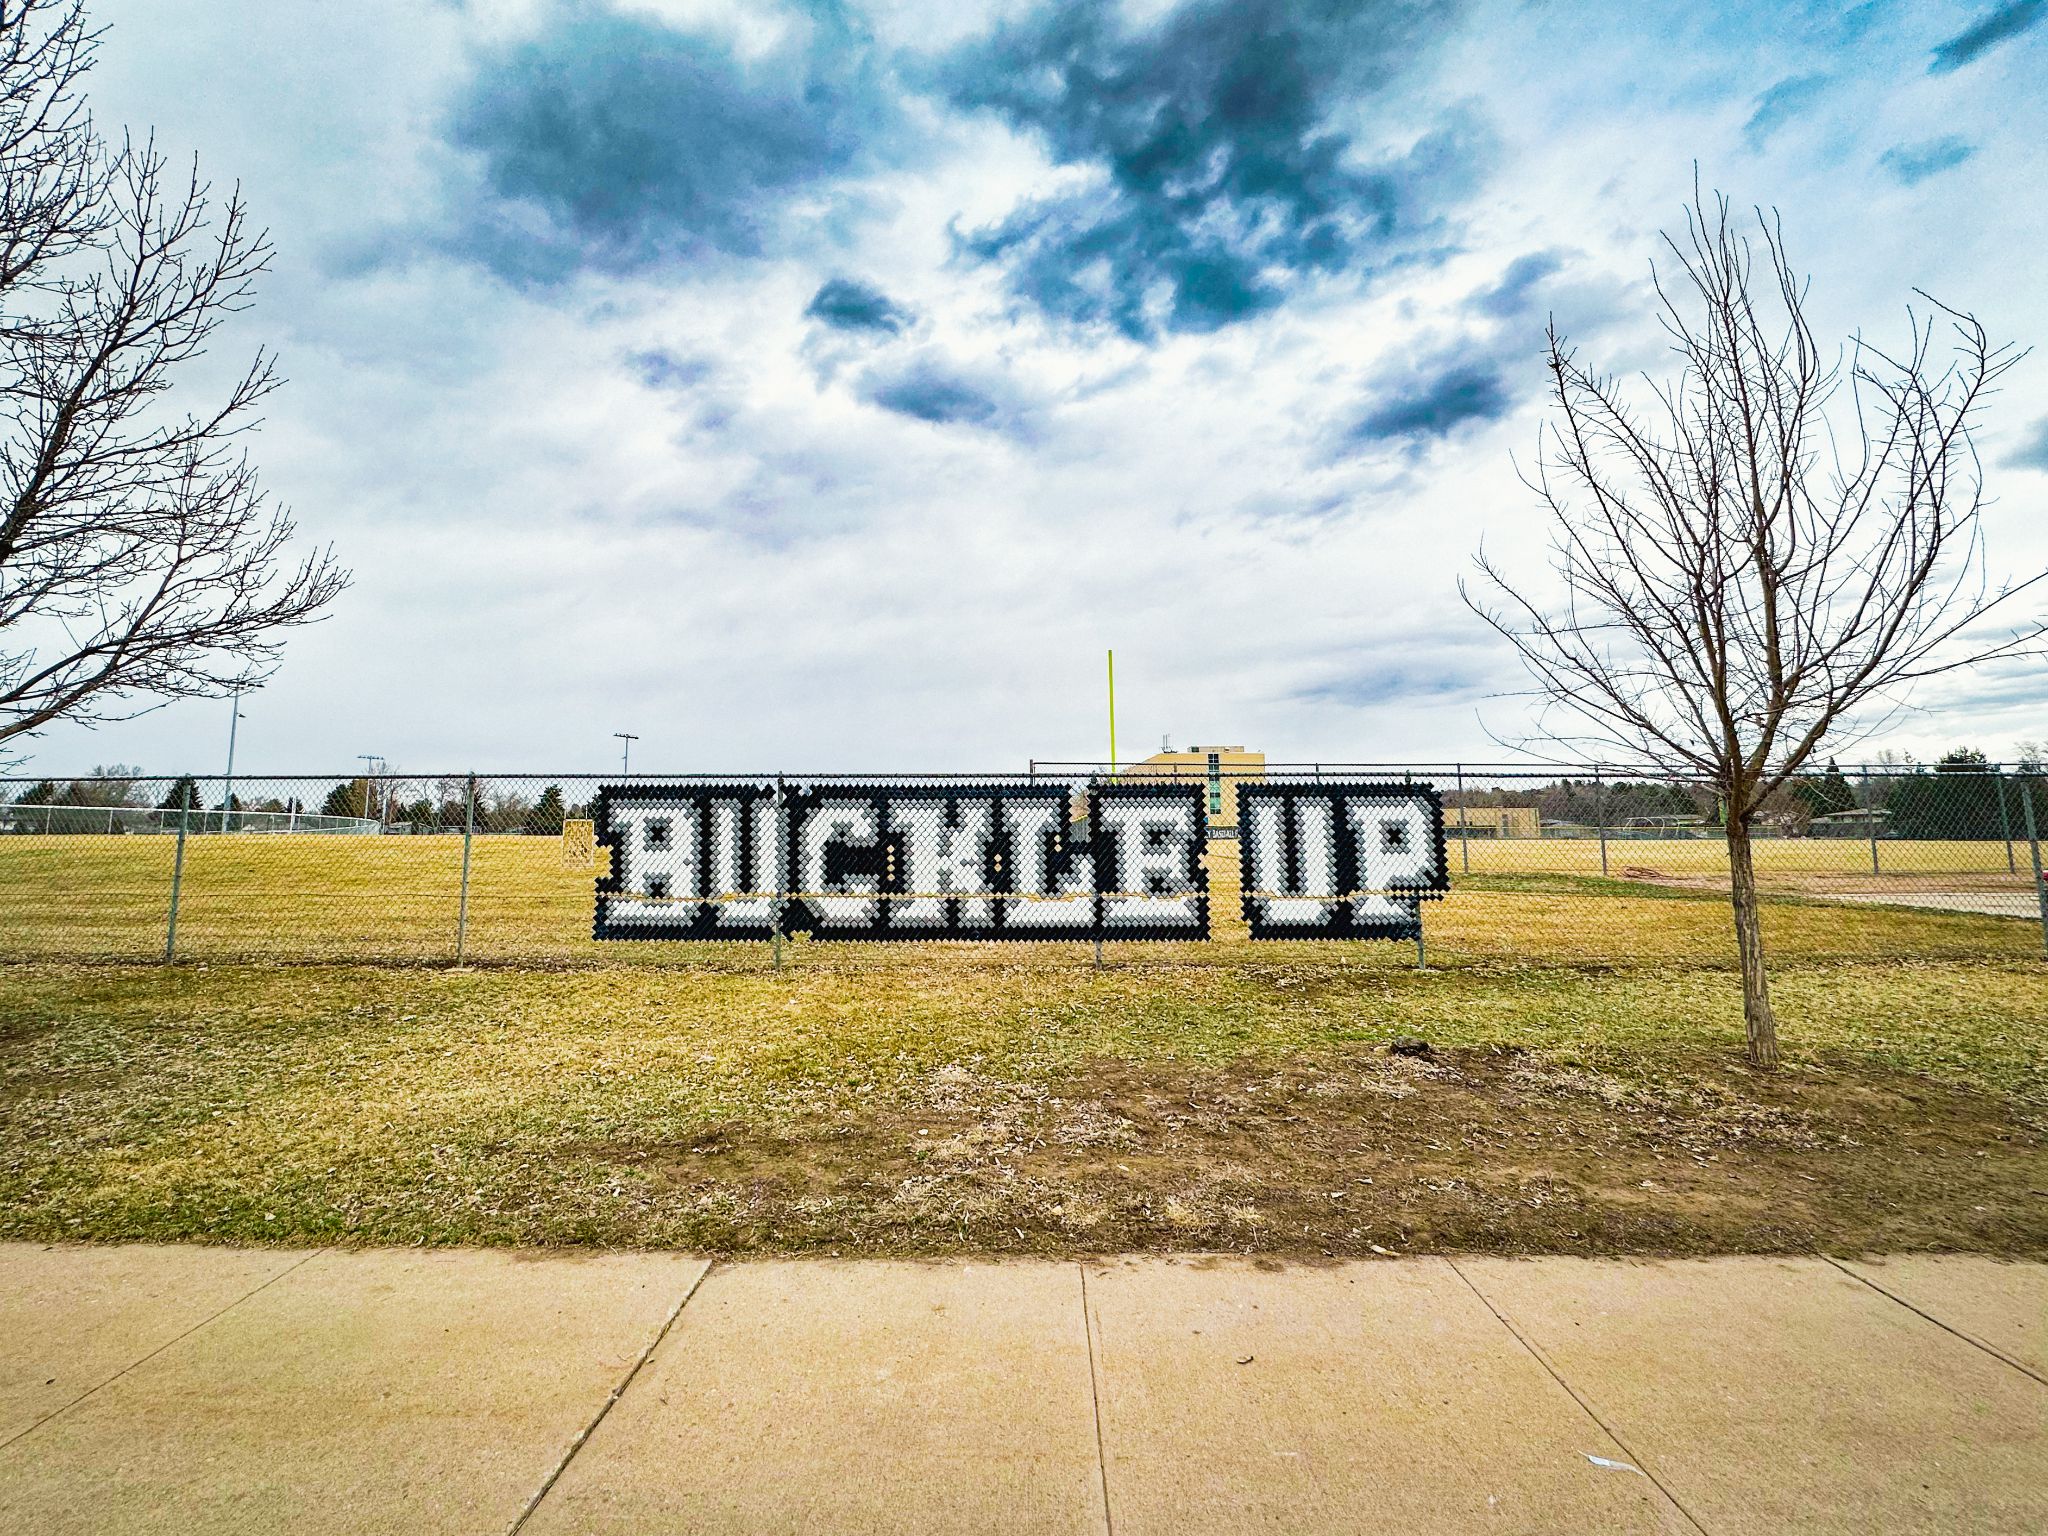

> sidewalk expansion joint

[
  {"left": 0, "top": 1246, "right": 325, "bottom": 1458},
  {"left": 1077, "top": 1263, "right": 1116, "bottom": 1536},
  {"left": 1821, "top": 1255, "right": 2047, "bottom": 1388},
  {"left": 507, "top": 1258, "right": 715, "bottom": 1536},
  {"left": 1443, "top": 1257, "right": 1711, "bottom": 1536}
]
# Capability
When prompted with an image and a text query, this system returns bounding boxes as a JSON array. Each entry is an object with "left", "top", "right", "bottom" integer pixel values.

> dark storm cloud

[
  {"left": 1929, "top": 0, "right": 2044, "bottom": 72},
  {"left": 1878, "top": 136, "right": 1977, "bottom": 184},
  {"left": 1337, "top": 249, "right": 1583, "bottom": 454},
  {"left": 805, "top": 277, "right": 911, "bottom": 334},
  {"left": 1346, "top": 359, "right": 1511, "bottom": 447},
  {"left": 1742, "top": 74, "right": 1831, "bottom": 148},
  {"left": 1469, "top": 250, "right": 1565, "bottom": 320},
  {"left": 1291, "top": 661, "right": 1483, "bottom": 708},
  {"left": 445, "top": 2, "right": 893, "bottom": 281},
  {"left": 627, "top": 349, "right": 714, "bottom": 390},
  {"left": 858, "top": 356, "right": 1005, "bottom": 428},
  {"left": 941, "top": 0, "right": 1484, "bottom": 339}
]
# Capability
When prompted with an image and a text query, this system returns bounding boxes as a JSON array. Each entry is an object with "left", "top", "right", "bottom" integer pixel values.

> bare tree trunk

[{"left": 1725, "top": 818, "right": 1779, "bottom": 1069}]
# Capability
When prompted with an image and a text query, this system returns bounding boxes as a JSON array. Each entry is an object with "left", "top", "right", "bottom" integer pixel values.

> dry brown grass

[
  {"left": 1, "top": 868, "right": 2043, "bottom": 1257},
  {"left": 3, "top": 832, "right": 2041, "bottom": 1257},
  {"left": 0, "top": 832, "right": 2037, "bottom": 972}
]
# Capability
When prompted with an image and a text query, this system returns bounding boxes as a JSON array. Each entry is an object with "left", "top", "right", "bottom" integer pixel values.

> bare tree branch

[
  {"left": 0, "top": 0, "right": 348, "bottom": 753},
  {"left": 1463, "top": 180, "right": 2045, "bottom": 1067}
]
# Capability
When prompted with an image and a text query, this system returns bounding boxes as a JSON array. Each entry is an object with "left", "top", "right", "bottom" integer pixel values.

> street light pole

[
  {"left": 614, "top": 732, "right": 639, "bottom": 777},
  {"left": 356, "top": 753, "right": 383, "bottom": 825},
  {"left": 221, "top": 689, "right": 246, "bottom": 831}
]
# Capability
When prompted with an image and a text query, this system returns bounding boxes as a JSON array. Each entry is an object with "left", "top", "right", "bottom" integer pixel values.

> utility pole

[
  {"left": 221, "top": 689, "right": 245, "bottom": 832},
  {"left": 356, "top": 753, "right": 384, "bottom": 824},
  {"left": 614, "top": 732, "right": 639, "bottom": 776}
]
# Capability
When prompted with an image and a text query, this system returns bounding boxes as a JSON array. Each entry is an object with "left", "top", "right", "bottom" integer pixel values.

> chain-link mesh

[{"left": 2, "top": 763, "right": 2044, "bottom": 963}]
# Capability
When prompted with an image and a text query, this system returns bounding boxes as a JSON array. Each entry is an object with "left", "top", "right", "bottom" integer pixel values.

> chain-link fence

[{"left": 2, "top": 763, "right": 2044, "bottom": 965}]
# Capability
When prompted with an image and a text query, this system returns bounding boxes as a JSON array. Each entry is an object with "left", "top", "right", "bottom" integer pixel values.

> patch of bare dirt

[{"left": 573, "top": 1046, "right": 2048, "bottom": 1258}]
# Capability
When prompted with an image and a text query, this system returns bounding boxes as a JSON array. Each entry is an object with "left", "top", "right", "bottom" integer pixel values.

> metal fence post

[
  {"left": 163, "top": 784, "right": 192, "bottom": 963},
  {"left": 1996, "top": 767, "right": 2016, "bottom": 875},
  {"left": 772, "top": 774, "right": 787, "bottom": 971},
  {"left": 1864, "top": 767, "right": 1880, "bottom": 875},
  {"left": 454, "top": 772, "right": 476, "bottom": 965},
  {"left": 1594, "top": 767, "right": 1609, "bottom": 877},
  {"left": 2021, "top": 773, "right": 2048, "bottom": 959},
  {"left": 1087, "top": 771, "right": 1104, "bottom": 971},
  {"left": 1454, "top": 763, "right": 1470, "bottom": 874}
]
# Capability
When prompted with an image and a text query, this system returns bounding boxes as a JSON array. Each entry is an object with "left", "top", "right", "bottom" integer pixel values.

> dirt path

[{"left": 579, "top": 1044, "right": 2048, "bottom": 1258}]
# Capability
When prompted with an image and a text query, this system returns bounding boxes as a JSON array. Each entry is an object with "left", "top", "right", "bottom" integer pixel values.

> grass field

[
  {"left": 0, "top": 832, "right": 2038, "bottom": 965},
  {"left": 2, "top": 843, "right": 2043, "bottom": 1258}
]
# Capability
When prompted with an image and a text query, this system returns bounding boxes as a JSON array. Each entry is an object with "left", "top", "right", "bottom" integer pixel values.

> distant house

[
  {"left": 1127, "top": 745, "right": 1265, "bottom": 830},
  {"left": 1444, "top": 805, "right": 1540, "bottom": 839},
  {"left": 1809, "top": 807, "right": 1892, "bottom": 838}
]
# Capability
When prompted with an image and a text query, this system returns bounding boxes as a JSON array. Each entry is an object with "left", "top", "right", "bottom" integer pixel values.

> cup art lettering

[{"left": 592, "top": 780, "right": 1448, "bottom": 944}]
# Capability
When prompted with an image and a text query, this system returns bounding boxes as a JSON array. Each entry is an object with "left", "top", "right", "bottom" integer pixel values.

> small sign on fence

[{"left": 560, "top": 819, "right": 596, "bottom": 869}]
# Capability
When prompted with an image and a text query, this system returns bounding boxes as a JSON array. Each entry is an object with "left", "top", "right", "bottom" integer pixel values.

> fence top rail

[
  {"left": 3, "top": 761, "right": 2042, "bottom": 791},
  {"left": 1027, "top": 760, "right": 2045, "bottom": 776}
]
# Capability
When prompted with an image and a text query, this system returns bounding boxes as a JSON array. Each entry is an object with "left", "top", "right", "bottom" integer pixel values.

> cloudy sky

[{"left": 18, "top": 0, "right": 2048, "bottom": 777}]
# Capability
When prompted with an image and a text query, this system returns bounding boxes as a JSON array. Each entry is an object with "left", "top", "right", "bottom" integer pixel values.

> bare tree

[
  {"left": 1466, "top": 187, "right": 2044, "bottom": 1069},
  {"left": 0, "top": 0, "right": 346, "bottom": 754}
]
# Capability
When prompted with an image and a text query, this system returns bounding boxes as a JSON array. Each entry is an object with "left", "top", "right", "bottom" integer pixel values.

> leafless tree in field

[
  {"left": 1465, "top": 187, "right": 2045, "bottom": 1069},
  {"left": 0, "top": 0, "right": 346, "bottom": 755}
]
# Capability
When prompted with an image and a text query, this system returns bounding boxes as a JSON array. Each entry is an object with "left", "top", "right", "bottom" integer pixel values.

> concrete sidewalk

[{"left": 0, "top": 1246, "right": 2040, "bottom": 1534}]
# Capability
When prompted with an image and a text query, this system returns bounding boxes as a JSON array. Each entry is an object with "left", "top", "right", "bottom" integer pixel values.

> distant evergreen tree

[
  {"left": 320, "top": 779, "right": 368, "bottom": 818},
  {"left": 522, "top": 785, "right": 566, "bottom": 836},
  {"left": 1791, "top": 758, "right": 1856, "bottom": 819},
  {"left": 1885, "top": 748, "right": 2006, "bottom": 839},
  {"left": 1819, "top": 759, "right": 1856, "bottom": 814},
  {"left": 60, "top": 764, "right": 143, "bottom": 806},
  {"left": 159, "top": 775, "right": 200, "bottom": 813}
]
